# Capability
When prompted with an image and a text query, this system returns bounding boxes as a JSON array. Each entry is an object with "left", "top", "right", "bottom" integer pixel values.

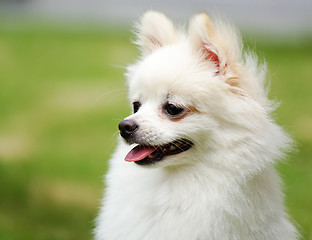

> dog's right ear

[{"left": 135, "top": 11, "right": 180, "bottom": 55}]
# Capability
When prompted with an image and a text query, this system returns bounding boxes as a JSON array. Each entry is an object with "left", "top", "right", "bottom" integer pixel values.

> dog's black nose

[{"left": 118, "top": 120, "right": 138, "bottom": 139}]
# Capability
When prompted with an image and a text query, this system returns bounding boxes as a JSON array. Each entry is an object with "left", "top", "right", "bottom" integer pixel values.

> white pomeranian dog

[{"left": 95, "top": 11, "right": 299, "bottom": 240}]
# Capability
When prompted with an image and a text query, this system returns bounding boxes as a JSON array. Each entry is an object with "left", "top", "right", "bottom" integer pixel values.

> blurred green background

[{"left": 0, "top": 9, "right": 312, "bottom": 240}]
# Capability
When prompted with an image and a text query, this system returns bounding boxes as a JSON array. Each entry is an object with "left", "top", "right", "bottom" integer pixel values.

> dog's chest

[{"left": 103, "top": 167, "right": 222, "bottom": 239}]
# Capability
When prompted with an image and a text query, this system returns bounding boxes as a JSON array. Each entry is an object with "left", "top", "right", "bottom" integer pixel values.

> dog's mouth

[{"left": 125, "top": 139, "right": 193, "bottom": 165}]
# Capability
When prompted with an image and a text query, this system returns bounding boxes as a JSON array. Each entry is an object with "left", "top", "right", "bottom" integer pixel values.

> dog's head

[{"left": 118, "top": 11, "right": 289, "bottom": 169}]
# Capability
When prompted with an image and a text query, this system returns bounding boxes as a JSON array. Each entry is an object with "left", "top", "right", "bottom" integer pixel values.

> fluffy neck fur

[{"left": 95, "top": 135, "right": 298, "bottom": 240}]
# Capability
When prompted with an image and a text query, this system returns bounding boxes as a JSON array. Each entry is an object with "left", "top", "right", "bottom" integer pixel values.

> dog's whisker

[
  {"left": 110, "top": 64, "right": 128, "bottom": 70},
  {"left": 93, "top": 88, "right": 127, "bottom": 107},
  {"left": 112, "top": 130, "right": 120, "bottom": 138}
]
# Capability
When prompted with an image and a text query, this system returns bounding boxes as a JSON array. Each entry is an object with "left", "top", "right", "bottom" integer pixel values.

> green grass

[{"left": 0, "top": 20, "right": 311, "bottom": 239}]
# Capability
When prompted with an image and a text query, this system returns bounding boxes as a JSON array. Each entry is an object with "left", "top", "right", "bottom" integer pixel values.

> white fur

[{"left": 95, "top": 11, "right": 299, "bottom": 240}]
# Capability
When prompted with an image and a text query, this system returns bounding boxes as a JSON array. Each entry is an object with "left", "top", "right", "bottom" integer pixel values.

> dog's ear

[
  {"left": 135, "top": 11, "right": 180, "bottom": 55},
  {"left": 189, "top": 13, "right": 241, "bottom": 77}
]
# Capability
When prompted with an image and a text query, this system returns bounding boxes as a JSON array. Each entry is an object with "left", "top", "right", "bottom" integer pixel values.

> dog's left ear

[
  {"left": 135, "top": 11, "right": 181, "bottom": 55},
  {"left": 189, "top": 13, "right": 241, "bottom": 77}
]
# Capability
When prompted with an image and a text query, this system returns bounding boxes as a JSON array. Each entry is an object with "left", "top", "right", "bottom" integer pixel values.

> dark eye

[
  {"left": 165, "top": 103, "right": 184, "bottom": 116},
  {"left": 133, "top": 101, "right": 141, "bottom": 113}
]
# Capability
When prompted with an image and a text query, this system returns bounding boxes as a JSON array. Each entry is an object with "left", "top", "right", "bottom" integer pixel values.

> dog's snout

[{"left": 119, "top": 120, "right": 138, "bottom": 139}]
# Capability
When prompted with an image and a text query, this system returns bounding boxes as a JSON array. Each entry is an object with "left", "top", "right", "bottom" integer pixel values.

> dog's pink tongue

[{"left": 125, "top": 145, "right": 156, "bottom": 162}]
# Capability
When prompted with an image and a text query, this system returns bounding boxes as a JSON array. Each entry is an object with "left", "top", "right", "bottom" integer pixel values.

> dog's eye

[
  {"left": 165, "top": 104, "right": 184, "bottom": 116},
  {"left": 133, "top": 101, "right": 141, "bottom": 113}
]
